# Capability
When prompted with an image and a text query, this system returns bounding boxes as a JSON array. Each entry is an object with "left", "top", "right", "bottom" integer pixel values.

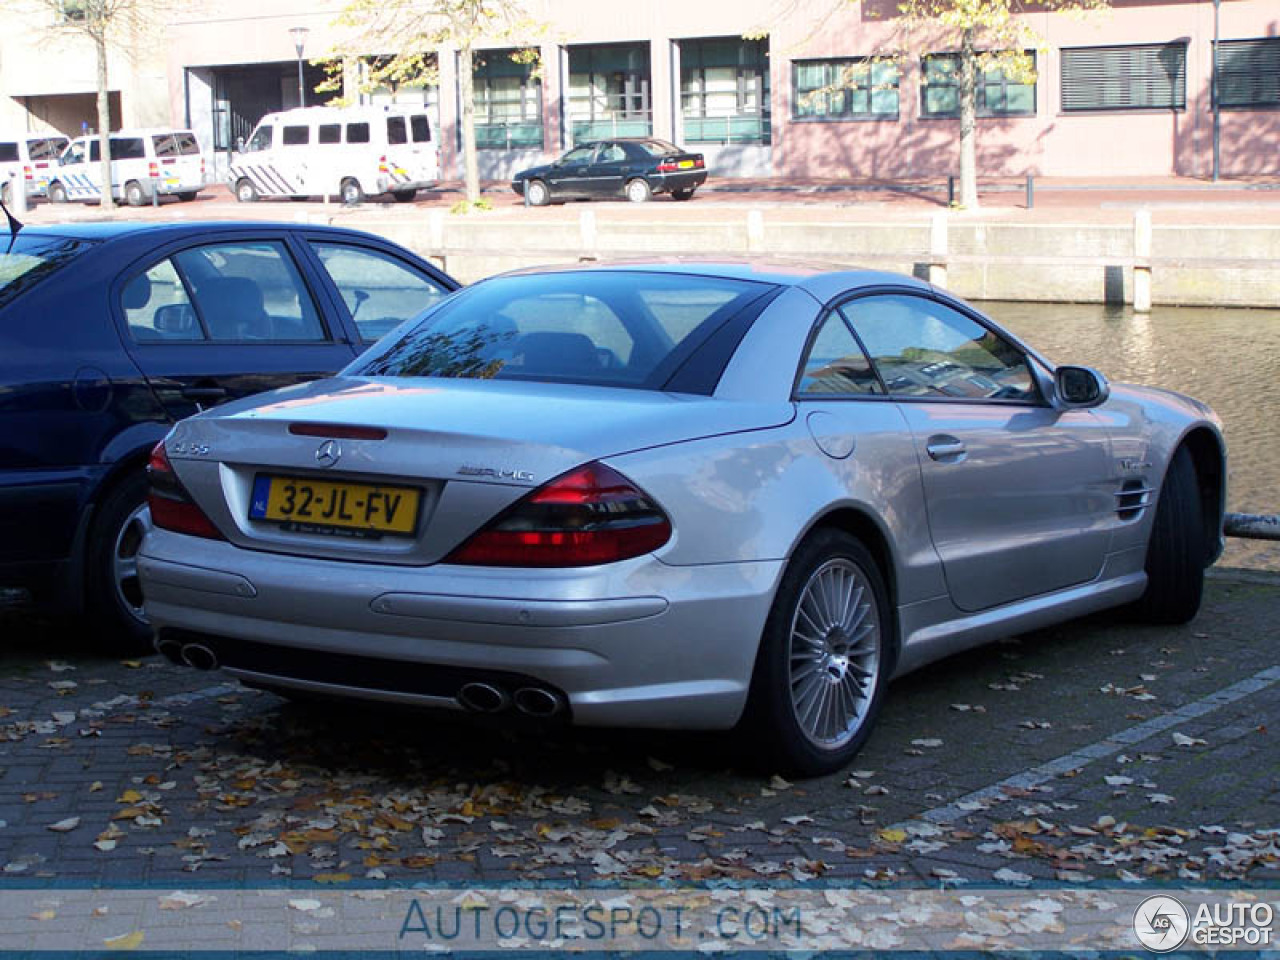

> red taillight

[
  {"left": 148, "top": 161, "right": 159, "bottom": 178},
  {"left": 288, "top": 423, "right": 388, "bottom": 440},
  {"left": 657, "top": 161, "right": 678, "bottom": 173},
  {"left": 445, "top": 462, "right": 671, "bottom": 567},
  {"left": 23, "top": 165, "right": 33, "bottom": 180},
  {"left": 146, "top": 442, "right": 223, "bottom": 540},
  {"left": 694, "top": 157, "right": 704, "bottom": 169}
]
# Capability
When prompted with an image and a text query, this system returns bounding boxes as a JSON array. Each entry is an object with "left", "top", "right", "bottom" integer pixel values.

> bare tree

[
  {"left": 327, "top": 0, "right": 543, "bottom": 208},
  {"left": 36, "top": 0, "right": 177, "bottom": 210}
]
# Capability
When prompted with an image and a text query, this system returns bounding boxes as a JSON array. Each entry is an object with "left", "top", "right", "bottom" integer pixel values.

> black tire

[
  {"left": 525, "top": 179, "right": 550, "bottom": 206},
  {"left": 625, "top": 178, "right": 652, "bottom": 203},
  {"left": 234, "top": 178, "right": 258, "bottom": 203},
  {"left": 340, "top": 177, "right": 364, "bottom": 205},
  {"left": 671, "top": 187, "right": 695, "bottom": 201},
  {"left": 288, "top": 196, "right": 310, "bottom": 202},
  {"left": 124, "top": 181, "right": 146, "bottom": 207},
  {"left": 392, "top": 189, "right": 417, "bottom": 203},
  {"left": 177, "top": 191, "right": 198, "bottom": 202},
  {"left": 741, "top": 529, "right": 893, "bottom": 777},
  {"left": 1132, "top": 446, "right": 1206, "bottom": 624},
  {"left": 48, "top": 181, "right": 68, "bottom": 204},
  {"left": 84, "top": 470, "right": 154, "bottom": 654}
]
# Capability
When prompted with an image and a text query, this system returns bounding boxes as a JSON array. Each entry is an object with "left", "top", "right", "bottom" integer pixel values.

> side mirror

[{"left": 1054, "top": 365, "right": 1109, "bottom": 409}]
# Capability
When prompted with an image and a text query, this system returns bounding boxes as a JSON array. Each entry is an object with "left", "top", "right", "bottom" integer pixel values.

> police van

[
  {"left": 48, "top": 129, "right": 205, "bottom": 206},
  {"left": 229, "top": 105, "right": 437, "bottom": 204},
  {"left": 0, "top": 133, "right": 70, "bottom": 204}
]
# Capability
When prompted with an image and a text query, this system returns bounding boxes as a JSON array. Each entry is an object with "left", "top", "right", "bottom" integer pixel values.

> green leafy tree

[
  {"left": 38, "top": 0, "right": 180, "bottom": 210},
  {"left": 885, "top": 0, "right": 1108, "bottom": 208},
  {"left": 327, "top": 0, "right": 542, "bottom": 207}
]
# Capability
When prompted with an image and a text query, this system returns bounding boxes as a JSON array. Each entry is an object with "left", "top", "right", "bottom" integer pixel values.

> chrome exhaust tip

[
  {"left": 155, "top": 639, "right": 185, "bottom": 666},
  {"left": 457, "top": 682, "right": 509, "bottom": 714},
  {"left": 180, "top": 643, "right": 219, "bottom": 671},
  {"left": 513, "top": 687, "right": 564, "bottom": 718}
]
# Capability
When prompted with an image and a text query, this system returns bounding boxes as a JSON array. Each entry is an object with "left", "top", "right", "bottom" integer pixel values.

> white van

[
  {"left": 48, "top": 129, "right": 205, "bottom": 206},
  {"left": 0, "top": 134, "right": 70, "bottom": 204},
  {"left": 228, "top": 105, "right": 438, "bottom": 204}
]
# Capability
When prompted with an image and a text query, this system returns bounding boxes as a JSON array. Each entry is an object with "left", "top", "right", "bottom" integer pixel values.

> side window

[
  {"left": 318, "top": 124, "right": 341, "bottom": 144},
  {"left": 386, "top": 117, "right": 407, "bottom": 145},
  {"left": 797, "top": 310, "right": 883, "bottom": 396},
  {"left": 843, "top": 294, "right": 1036, "bottom": 401},
  {"left": 310, "top": 241, "right": 450, "bottom": 342},
  {"left": 346, "top": 122, "right": 370, "bottom": 144},
  {"left": 111, "top": 138, "right": 145, "bottom": 160},
  {"left": 600, "top": 144, "right": 626, "bottom": 163},
  {"left": 0, "top": 142, "right": 18, "bottom": 163},
  {"left": 173, "top": 241, "right": 327, "bottom": 343},
  {"left": 561, "top": 146, "right": 594, "bottom": 165},
  {"left": 123, "top": 259, "right": 205, "bottom": 342},
  {"left": 282, "top": 125, "right": 310, "bottom": 146},
  {"left": 89, "top": 140, "right": 100, "bottom": 163},
  {"left": 245, "top": 125, "right": 273, "bottom": 152},
  {"left": 62, "top": 142, "right": 85, "bottom": 165},
  {"left": 410, "top": 115, "right": 431, "bottom": 143}
]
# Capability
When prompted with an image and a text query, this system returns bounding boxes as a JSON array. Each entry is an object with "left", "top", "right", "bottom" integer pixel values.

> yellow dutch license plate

[
  {"left": 678, "top": 160, "right": 694, "bottom": 169},
  {"left": 249, "top": 474, "right": 421, "bottom": 538}
]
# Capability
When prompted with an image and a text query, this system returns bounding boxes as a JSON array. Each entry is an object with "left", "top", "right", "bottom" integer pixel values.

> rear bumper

[
  {"left": 139, "top": 529, "right": 783, "bottom": 729},
  {"left": 650, "top": 170, "right": 707, "bottom": 193}
]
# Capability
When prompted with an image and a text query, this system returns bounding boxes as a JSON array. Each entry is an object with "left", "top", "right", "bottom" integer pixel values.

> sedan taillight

[
  {"left": 445, "top": 462, "right": 671, "bottom": 567},
  {"left": 657, "top": 161, "right": 678, "bottom": 173},
  {"left": 147, "top": 442, "right": 224, "bottom": 540}
]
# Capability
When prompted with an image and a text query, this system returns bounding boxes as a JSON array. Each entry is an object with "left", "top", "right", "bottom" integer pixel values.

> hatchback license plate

[{"left": 250, "top": 475, "right": 420, "bottom": 538}]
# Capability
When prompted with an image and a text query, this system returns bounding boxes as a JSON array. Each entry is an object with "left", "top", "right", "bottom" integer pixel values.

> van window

[
  {"left": 62, "top": 142, "right": 86, "bottom": 165},
  {"left": 29, "top": 137, "right": 67, "bottom": 161},
  {"left": 0, "top": 143, "right": 17, "bottom": 163},
  {"left": 410, "top": 116, "right": 431, "bottom": 143},
  {"left": 282, "top": 125, "right": 309, "bottom": 146},
  {"left": 346, "top": 122, "right": 370, "bottom": 144},
  {"left": 318, "top": 124, "right": 341, "bottom": 144},
  {"left": 111, "top": 138, "right": 146, "bottom": 160},
  {"left": 89, "top": 141, "right": 100, "bottom": 162},
  {"left": 173, "top": 132, "right": 200, "bottom": 155},
  {"left": 387, "top": 117, "right": 407, "bottom": 145},
  {"left": 153, "top": 132, "right": 201, "bottom": 157},
  {"left": 244, "top": 125, "right": 273, "bottom": 152}
]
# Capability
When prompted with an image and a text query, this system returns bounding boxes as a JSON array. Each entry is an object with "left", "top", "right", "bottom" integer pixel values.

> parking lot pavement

[{"left": 0, "top": 575, "right": 1277, "bottom": 890}]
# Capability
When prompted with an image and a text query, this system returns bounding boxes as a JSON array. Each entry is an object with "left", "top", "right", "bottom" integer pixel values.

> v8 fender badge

[
  {"left": 1120, "top": 458, "right": 1152, "bottom": 472},
  {"left": 457, "top": 465, "right": 535, "bottom": 482}
]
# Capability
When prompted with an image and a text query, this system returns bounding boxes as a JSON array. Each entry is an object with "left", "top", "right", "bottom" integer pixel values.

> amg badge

[{"left": 457, "top": 465, "right": 535, "bottom": 482}]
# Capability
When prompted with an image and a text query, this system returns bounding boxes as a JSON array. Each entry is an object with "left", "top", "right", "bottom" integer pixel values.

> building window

[
  {"left": 473, "top": 49, "right": 543, "bottom": 149},
  {"left": 792, "top": 58, "right": 899, "bottom": 120},
  {"left": 1216, "top": 38, "right": 1280, "bottom": 109},
  {"left": 568, "top": 43, "right": 651, "bottom": 143},
  {"left": 679, "top": 37, "right": 770, "bottom": 144},
  {"left": 1061, "top": 42, "right": 1187, "bottom": 112},
  {"left": 920, "top": 52, "right": 1036, "bottom": 118}
]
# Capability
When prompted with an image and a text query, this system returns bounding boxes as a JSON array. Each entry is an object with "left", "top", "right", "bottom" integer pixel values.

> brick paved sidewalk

[{"left": 1, "top": 576, "right": 1276, "bottom": 890}]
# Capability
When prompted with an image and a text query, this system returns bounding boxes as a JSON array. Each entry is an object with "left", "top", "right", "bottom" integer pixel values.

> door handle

[
  {"left": 925, "top": 436, "right": 967, "bottom": 462},
  {"left": 180, "top": 386, "right": 228, "bottom": 402}
]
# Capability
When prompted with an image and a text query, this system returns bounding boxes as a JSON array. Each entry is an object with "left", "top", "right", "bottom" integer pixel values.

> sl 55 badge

[{"left": 169, "top": 441, "right": 210, "bottom": 456}]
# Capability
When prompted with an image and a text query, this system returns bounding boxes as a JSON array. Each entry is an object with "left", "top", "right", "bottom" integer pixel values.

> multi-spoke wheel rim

[
  {"left": 627, "top": 180, "right": 648, "bottom": 202},
  {"left": 112, "top": 503, "right": 152, "bottom": 624},
  {"left": 529, "top": 182, "right": 547, "bottom": 205},
  {"left": 788, "top": 558, "right": 881, "bottom": 750}
]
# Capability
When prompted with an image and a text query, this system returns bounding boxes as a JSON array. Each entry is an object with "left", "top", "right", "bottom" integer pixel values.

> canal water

[{"left": 982, "top": 302, "right": 1280, "bottom": 572}]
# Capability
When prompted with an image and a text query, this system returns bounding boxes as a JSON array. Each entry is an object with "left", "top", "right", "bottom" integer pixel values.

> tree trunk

[
  {"left": 458, "top": 45, "right": 480, "bottom": 205},
  {"left": 957, "top": 28, "right": 979, "bottom": 210},
  {"left": 94, "top": 28, "right": 114, "bottom": 211}
]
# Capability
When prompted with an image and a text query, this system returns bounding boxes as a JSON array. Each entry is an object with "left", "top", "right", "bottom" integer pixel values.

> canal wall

[{"left": 367, "top": 211, "right": 1280, "bottom": 308}]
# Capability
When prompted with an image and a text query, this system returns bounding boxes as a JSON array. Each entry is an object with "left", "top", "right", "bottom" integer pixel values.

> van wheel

[
  {"left": 340, "top": 178, "right": 364, "bottom": 205},
  {"left": 85, "top": 470, "right": 154, "bottom": 654},
  {"left": 391, "top": 189, "right": 417, "bottom": 203},
  {"left": 48, "top": 181, "right": 68, "bottom": 204},
  {"left": 625, "top": 178, "right": 652, "bottom": 203},
  {"left": 235, "top": 178, "right": 259, "bottom": 203},
  {"left": 741, "top": 529, "right": 892, "bottom": 777},
  {"left": 124, "top": 181, "right": 146, "bottom": 207},
  {"left": 177, "top": 191, "right": 198, "bottom": 202}
]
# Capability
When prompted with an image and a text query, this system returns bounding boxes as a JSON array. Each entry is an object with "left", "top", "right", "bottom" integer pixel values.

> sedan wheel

[
  {"left": 526, "top": 179, "right": 550, "bottom": 207},
  {"left": 625, "top": 178, "right": 652, "bottom": 203},
  {"left": 86, "top": 471, "right": 155, "bottom": 654},
  {"left": 744, "top": 529, "right": 891, "bottom": 776}
]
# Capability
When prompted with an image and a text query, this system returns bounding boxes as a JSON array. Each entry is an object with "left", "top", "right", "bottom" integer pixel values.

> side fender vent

[{"left": 1116, "top": 479, "right": 1154, "bottom": 522}]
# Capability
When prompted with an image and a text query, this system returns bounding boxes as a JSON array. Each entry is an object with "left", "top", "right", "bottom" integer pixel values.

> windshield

[
  {"left": 352, "top": 271, "right": 769, "bottom": 391},
  {"left": 0, "top": 235, "right": 94, "bottom": 308}
]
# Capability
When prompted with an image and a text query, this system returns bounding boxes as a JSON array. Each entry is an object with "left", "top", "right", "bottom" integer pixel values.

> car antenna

[{"left": 0, "top": 190, "right": 22, "bottom": 252}]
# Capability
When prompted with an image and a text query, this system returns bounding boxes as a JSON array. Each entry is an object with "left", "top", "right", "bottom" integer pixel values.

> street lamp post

[{"left": 289, "top": 26, "right": 310, "bottom": 108}]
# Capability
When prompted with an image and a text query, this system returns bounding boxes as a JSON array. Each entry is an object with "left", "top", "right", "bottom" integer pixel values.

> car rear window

[
  {"left": 387, "top": 117, "right": 407, "bottom": 145},
  {"left": 410, "top": 115, "right": 430, "bottom": 142},
  {"left": 0, "top": 235, "right": 94, "bottom": 308},
  {"left": 634, "top": 139, "right": 681, "bottom": 157},
  {"left": 354, "top": 271, "right": 769, "bottom": 391}
]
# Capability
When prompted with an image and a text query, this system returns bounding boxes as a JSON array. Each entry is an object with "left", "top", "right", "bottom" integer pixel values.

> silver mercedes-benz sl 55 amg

[{"left": 138, "top": 261, "right": 1225, "bottom": 775}]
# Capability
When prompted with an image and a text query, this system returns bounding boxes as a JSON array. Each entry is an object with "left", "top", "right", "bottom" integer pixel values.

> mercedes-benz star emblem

[{"left": 315, "top": 439, "right": 342, "bottom": 468}]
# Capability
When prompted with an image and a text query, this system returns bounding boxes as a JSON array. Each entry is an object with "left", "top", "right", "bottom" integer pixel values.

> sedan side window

[
  {"left": 174, "top": 242, "right": 326, "bottom": 342},
  {"left": 843, "top": 295, "right": 1037, "bottom": 402},
  {"left": 310, "top": 242, "right": 451, "bottom": 342},
  {"left": 123, "top": 259, "right": 205, "bottom": 342},
  {"left": 797, "top": 311, "right": 883, "bottom": 396}
]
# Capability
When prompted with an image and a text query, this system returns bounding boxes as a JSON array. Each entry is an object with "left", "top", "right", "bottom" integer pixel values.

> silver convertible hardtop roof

[{"left": 492, "top": 258, "right": 935, "bottom": 303}]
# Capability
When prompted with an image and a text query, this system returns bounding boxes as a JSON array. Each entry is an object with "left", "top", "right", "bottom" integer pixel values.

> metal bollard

[
  {"left": 1025, "top": 174, "right": 1034, "bottom": 210},
  {"left": 947, "top": 175, "right": 956, "bottom": 206}
]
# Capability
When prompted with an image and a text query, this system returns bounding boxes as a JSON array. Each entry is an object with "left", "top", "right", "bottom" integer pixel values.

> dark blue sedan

[
  {"left": 0, "top": 219, "right": 458, "bottom": 649},
  {"left": 512, "top": 139, "right": 707, "bottom": 205}
]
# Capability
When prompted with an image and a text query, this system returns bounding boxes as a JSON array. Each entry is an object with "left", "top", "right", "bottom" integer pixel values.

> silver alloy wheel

[
  {"left": 111, "top": 502, "right": 152, "bottom": 625},
  {"left": 788, "top": 557, "right": 880, "bottom": 749},
  {"left": 626, "top": 179, "right": 650, "bottom": 202},
  {"left": 527, "top": 180, "right": 549, "bottom": 205}
]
